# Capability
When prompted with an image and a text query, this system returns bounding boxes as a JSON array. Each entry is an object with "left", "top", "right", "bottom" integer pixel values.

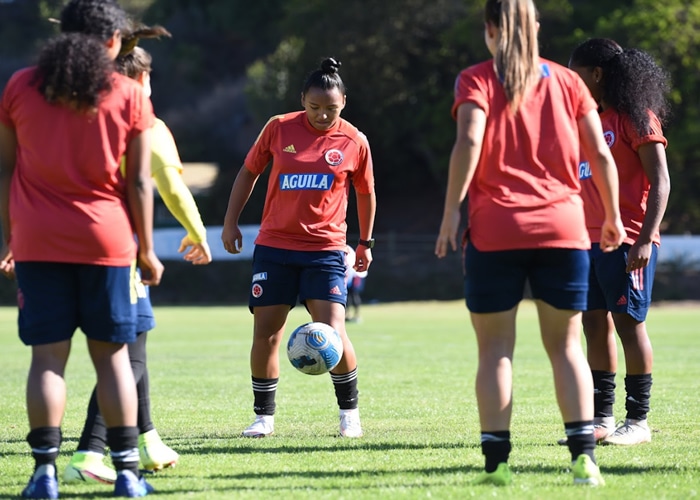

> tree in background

[{"left": 1, "top": 0, "right": 698, "bottom": 233}]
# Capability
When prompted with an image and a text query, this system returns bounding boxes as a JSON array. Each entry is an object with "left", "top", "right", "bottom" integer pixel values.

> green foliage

[
  {"left": 1, "top": 303, "right": 699, "bottom": 498},
  {"left": 245, "top": 37, "right": 306, "bottom": 123},
  {"left": 1, "top": 0, "right": 700, "bottom": 231}
]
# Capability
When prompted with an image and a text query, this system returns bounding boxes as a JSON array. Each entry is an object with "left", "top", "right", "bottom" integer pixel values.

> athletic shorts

[
  {"left": 14, "top": 262, "right": 138, "bottom": 346},
  {"left": 587, "top": 242, "right": 658, "bottom": 322},
  {"left": 249, "top": 245, "right": 347, "bottom": 311},
  {"left": 135, "top": 268, "right": 156, "bottom": 333},
  {"left": 464, "top": 242, "right": 589, "bottom": 313}
]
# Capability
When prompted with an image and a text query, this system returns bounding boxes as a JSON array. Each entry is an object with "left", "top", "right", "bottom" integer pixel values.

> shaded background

[{"left": 1, "top": 0, "right": 698, "bottom": 304}]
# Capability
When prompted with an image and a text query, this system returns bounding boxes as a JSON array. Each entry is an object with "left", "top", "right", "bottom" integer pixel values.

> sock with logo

[
  {"left": 252, "top": 377, "right": 278, "bottom": 416},
  {"left": 331, "top": 367, "right": 358, "bottom": 410}
]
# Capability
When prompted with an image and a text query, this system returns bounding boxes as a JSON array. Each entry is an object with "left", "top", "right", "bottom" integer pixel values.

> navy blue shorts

[
  {"left": 14, "top": 262, "right": 138, "bottom": 346},
  {"left": 464, "top": 243, "right": 590, "bottom": 313},
  {"left": 249, "top": 245, "right": 347, "bottom": 311},
  {"left": 587, "top": 243, "right": 658, "bottom": 322},
  {"left": 134, "top": 269, "right": 156, "bottom": 333}
]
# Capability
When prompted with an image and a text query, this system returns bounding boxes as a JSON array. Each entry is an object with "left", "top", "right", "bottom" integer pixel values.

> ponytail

[
  {"left": 485, "top": 0, "right": 540, "bottom": 111},
  {"left": 116, "top": 26, "right": 172, "bottom": 79}
]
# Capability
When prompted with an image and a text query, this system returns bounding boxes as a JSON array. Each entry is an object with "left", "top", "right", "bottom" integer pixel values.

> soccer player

[
  {"left": 0, "top": 0, "right": 162, "bottom": 497},
  {"left": 434, "top": 0, "right": 625, "bottom": 487},
  {"left": 567, "top": 38, "right": 671, "bottom": 445},
  {"left": 221, "top": 57, "right": 376, "bottom": 439},
  {"left": 63, "top": 40, "right": 213, "bottom": 485}
]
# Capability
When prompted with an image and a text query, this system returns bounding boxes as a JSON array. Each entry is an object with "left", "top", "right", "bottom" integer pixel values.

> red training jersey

[
  {"left": 452, "top": 58, "right": 597, "bottom": 251},
  {"left": 244, "top": 111, "right": 375, "bottom": 251},
  {"left": 579, "top": 108, "right": 666, "bottom": 246},
  {"left": 0, "top": 67, "right": 154, "bottom": 265}
]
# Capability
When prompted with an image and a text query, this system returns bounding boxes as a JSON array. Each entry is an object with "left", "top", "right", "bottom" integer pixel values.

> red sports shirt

[
  {"left": 452, "top": 58, "right": 597, "bottom": 251},
  {"left": 244, "top": 111, "right": 374, "bottom": 251},
  {"left": 579, "top": 108, "right": 666, "bottom": 245},
  {"left": 0, "top": 67, "right": 154, "bottom": 265}
]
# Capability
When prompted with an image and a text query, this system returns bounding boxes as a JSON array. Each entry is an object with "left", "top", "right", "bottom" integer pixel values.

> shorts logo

[
  {"left": 279, "top": 173, "right": 333, "bottom": 190},
  {"left": 329, "top": 285, "right": 342, "bottom": 296},
  {"left": 324, "top": 149, "right": 344, "bottom": 166},
  {"left": 604, "top": 130, "right": 615, "bottom": 147},
  {"left": 17, "top": 288, "right": 24, "bottom": 310},
  {"left": 578, "top": 161, "right": 592, "bottom": 180},
  {"left": 252, "top": 272, "right": 268, "bottom": 282},
  {"left": 252, "top": 283, "right": 263, "bottom": 298}
]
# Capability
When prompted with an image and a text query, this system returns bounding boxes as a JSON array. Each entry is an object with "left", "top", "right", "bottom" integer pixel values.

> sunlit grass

[{"left": 0, "top": 302, "right": 698, "bottom": 498}]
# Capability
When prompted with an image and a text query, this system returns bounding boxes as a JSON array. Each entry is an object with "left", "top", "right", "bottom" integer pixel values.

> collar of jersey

[{"left": 302, "top": 113, "right": 341, "bottom": 135}]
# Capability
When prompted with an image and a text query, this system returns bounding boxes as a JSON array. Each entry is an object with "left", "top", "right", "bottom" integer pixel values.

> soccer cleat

[
  {"left": 572, "top": 454, "right": 605, "bottom": 486},
  {"left": 603, "top": 418, "right": 651, "bottom": 446},
  {"left": 21, "top": 464, "right": 59, "bottom": 499},
  {"left": 241, "top": 415, "right": 275, "bottom": 438},
  {"left": 113, "top": 469, "right": 154, "bottom": 497},
  {"left": 557, "top": 416, "right": 616, "bottom": 446},
  {"left": 339, "top": 408, "right": 363, "bottom": 438},
  {"left": 63, "top": 450, "right": 117, "bottom": 484},
  {"left": 473, "top": 463, "right": 512, "bottom": 486},
  {"left": 138, "top": 429, "right": 179, "bottom": 471}
]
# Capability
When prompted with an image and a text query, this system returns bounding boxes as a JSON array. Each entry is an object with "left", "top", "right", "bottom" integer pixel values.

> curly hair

[
  {"left": 570, "top": 38, "right": 671, "bottom": 134},
  {"left": 34, "top": 0, "right": 128, "bottom": 112},
  {"left": 59, "top": 0, "right": 127, "bottom": 40},
  {"left": 302, "top": 57, "right": 346, "bottom": 95}
]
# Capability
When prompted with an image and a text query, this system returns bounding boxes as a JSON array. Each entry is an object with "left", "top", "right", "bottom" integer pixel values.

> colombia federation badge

[{"left": 324, "top": 149, "right": 344, "bottom": 166}]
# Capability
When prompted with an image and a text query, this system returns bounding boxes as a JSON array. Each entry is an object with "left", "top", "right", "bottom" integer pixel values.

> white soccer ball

[{"left": 287, "top": 322, "right": 344, "bottom": 375}]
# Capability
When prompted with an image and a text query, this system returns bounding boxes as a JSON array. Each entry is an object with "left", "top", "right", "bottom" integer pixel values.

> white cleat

[
  {"left": 603, "top": 418, "right": 651, "bottom": 446},
  {"left": 339, "top": 408, "right": 363, "bottom": 438},
  {"left": 242, "top": 415, "right": 274, "bottom": 438}
]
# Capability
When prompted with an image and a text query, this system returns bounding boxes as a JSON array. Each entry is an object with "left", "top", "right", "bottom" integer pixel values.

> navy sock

[{"left": 481, "top": 431, "right": 511, "bottom": 473}]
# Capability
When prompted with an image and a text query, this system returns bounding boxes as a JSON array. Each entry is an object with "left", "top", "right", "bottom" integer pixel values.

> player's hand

[
  {"left": 354, "top": 246, "right": 372, "bottom": 273},
  {"left": 179, "top": 235, "right": 212, "bottom": 265},
  {"left": 0, "top": 244, "right": 14, "bottom": 280},
  {"left": 435, "top": 209, "right": 460, "bottom": 258},
  {"left": 599, "top": 217, "right": 626, "bottom": 253},
  {"left": 221, "top": 224, "right": 243, "bottom": 254},
  {"left": 138, "top": 248, "right": 164, "bottom": 286},
  {"left": 626, "top": 240, "right": 652, "bottom": 272}
]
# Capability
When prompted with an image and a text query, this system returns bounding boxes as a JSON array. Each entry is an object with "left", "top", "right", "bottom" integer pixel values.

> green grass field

[{"left": 0, "top": 301, "right": 698, "bottom": 499}]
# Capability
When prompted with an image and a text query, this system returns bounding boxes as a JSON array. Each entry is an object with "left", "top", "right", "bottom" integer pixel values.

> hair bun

[{"left": 321, "top": 57, "right": 342, "bottom": 75}]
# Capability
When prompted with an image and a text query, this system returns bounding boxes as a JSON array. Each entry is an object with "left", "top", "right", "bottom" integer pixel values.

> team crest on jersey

[
  {"left": 252, "top": 283, "right": 263, "bottom": 298},
  {"left": 604, "top": 130, "right": 615, "bottom": 147},
  {"left": 324, "top": 149, "right": 344, "bottom": 166},
  {"left": 279, "top": 173, "right": 333, "bottom": 190}
]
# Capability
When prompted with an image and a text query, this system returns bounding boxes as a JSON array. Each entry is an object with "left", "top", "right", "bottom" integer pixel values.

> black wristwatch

[{"left": 358, "top": 238, "right": 375, "bottom": 249}]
